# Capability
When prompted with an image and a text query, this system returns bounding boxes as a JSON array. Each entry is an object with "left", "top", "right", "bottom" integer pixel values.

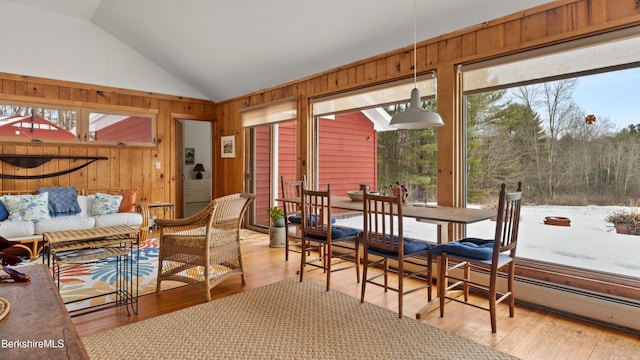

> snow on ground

[{"left": 333, "top": 205, "right": 640, "bottom": 278}]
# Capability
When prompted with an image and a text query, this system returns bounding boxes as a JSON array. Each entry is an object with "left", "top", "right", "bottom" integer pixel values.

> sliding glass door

[{"left": 246, "top": 121, "right": 297, "bottom": 229}]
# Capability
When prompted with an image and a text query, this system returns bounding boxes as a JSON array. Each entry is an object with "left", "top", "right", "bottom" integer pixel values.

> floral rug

[{"left": 18, "top": 237, "right": 184, "bottom": 312}]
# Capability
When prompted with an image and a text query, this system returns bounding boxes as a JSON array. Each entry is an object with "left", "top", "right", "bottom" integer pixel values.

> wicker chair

[{"left": 154, "top": 193, "right": 255, "bottom": 301}]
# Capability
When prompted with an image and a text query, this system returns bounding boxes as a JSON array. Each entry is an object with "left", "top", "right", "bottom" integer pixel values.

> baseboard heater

[
  {"left": 513, "top": 276, "right": 640, "bottom": 334},
  {"left": 317, "top": 241, "right": 640, "bottom": 333}
]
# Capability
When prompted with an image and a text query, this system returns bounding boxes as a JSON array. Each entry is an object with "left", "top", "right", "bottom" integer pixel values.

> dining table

[
  {"left": 329, "top": 196, "right": 495, "bottom": 244},
  {"left": 277, "top": 195, "right": 496, "bottom": 319}
]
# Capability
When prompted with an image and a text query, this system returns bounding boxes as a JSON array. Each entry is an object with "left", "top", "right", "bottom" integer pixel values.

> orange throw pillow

[{"left": 107, "top": 188, "right": 138, "bottom": 213}]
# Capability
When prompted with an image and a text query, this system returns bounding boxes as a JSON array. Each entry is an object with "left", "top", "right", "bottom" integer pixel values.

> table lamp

[{"left": 193, "top": 163, "right": 205, "bottom": 179}]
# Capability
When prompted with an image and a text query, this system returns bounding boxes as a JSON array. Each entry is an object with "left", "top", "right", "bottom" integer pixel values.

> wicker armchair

[{"left": 154, "top": 193, "right": 255, "bottom": 301}]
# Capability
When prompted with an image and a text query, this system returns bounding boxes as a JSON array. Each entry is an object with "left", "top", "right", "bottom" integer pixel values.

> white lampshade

[{"left": 389, "top": 88, "right": 444, "bottom": 129}]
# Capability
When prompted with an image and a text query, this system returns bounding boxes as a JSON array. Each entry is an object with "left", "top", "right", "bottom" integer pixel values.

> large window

[
  {"left": 0, "top": 102, "right": 157, "bottom": 146},
  {"left": 311, "top": 76, "right": 440, "bottom": 239},
  {"left": 88, "top": 112, "right": 154, "bottom": 144},
  {"left": 0, "top": 103, "right": 77, "bottom": 141},
  {"left": 462, "top": 28, "right": 640, "bottom": 293}
]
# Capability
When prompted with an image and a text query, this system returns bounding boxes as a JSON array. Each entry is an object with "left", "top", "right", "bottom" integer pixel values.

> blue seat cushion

[
  {"left": 368, "top": 235, "right": 430, "bottom": 257},
  {"left": 289, "top": 214, "right": 336, "bottom": 225},
  {"left": 430, "top": 237, "right": 494, "bottom": 260},
  {"left": 305, "top": 225, "right": 360, "bottom": 240}
]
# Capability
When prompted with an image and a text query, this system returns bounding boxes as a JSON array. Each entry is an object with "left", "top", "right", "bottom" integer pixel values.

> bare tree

[{"left": 513, "top": 79, "right": 580, "bottom": 200}]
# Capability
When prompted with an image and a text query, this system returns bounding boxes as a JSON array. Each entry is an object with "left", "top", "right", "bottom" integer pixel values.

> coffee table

[{"left": 42, "top": 225, "right": 139, "bottom": 317}]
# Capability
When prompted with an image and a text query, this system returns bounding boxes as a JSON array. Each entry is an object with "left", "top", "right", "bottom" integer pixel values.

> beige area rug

[{"left": 82, "top": 278, "right": 518, "bottom": 360}]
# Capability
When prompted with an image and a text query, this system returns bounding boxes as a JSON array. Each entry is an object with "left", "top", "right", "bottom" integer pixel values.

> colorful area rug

[
  {"left": 18, "top": 237, "right": 182, "bottom": 311},
  {"left": 82, "top": 278, "right": 518, "bottom": 359}
]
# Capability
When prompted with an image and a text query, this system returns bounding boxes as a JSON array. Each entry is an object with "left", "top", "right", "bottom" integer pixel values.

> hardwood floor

[{"left": 72, "top": 235, "right": 640, "bottom": 359}]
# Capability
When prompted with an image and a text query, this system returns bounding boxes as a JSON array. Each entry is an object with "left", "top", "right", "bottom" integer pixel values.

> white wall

[
  {"left": 0, "top": 0, "right": 207, "bottom": 100},
  {"left": 183, "top": 120, "right": 212, "bottom": 180}
]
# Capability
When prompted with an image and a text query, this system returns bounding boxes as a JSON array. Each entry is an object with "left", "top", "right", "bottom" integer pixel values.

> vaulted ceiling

[{"left": 5, "top": 0, "right": 552, "bottom": 102}]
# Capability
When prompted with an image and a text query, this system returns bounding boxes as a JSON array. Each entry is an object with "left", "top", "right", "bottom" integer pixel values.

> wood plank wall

[
  {"left": 0, "top": 72, "right": 215, "bottom": 205},
  {"left": 1, "top": 0, "right": 639, "bottom": 206},
  {"left": 214, "top": 0, "right": 640, "bottom": 202}
]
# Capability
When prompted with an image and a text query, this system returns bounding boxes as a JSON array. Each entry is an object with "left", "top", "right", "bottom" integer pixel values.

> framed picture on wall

[
  {"left": 221, "top": 135, "right": 235, "bottom": 158},
  {"left": 185, "top": 147, "right": 195, "bottom": 165}
]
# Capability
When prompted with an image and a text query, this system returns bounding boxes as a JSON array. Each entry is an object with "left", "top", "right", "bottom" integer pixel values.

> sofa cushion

[
  {"left": 39, "top": 186, "right": 82, "bottom": 217},
  {"left": 34, "top": 216, "right": 96, "bottom": 234},
  {"left": 1, "top": 193, "right": 51, "bottom": 222},
  {"left": 90, "top": 193, "right": 123, "bottom": 216},
  {"left": 107, "top": 188, "right": 138, "bottom": 213},
  {"left": 0, "top": 220, "right": 35, "bottom": 238},
  {"left": 76, "top": 196, "right": 89, "bottom": 216},
  {"left": 93, "top": 212, "right": 143, "bottom": 228}
]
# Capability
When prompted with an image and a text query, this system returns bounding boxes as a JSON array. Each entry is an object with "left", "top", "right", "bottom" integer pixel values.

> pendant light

[{"left": 389, "top": 0, "right": 444, "bottom": 129}]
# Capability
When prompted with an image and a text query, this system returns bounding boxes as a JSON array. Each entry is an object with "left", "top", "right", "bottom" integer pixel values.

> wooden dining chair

[
  {"left": 360, "top": 191, "right": 432, "bottom": 318},
  {"left": 299, "top": 184, "right": 361, "bottom": 291},
  {"left": 280, "top": 176, "right": 306, "bottom": 261},
  {"left": 432, "top": 182, "right": 522, "bottom": 332}
]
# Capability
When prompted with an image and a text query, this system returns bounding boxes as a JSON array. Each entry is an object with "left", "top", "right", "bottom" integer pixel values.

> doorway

[{"left": 179, "top": 119, "right": 213, "bottom": 217}]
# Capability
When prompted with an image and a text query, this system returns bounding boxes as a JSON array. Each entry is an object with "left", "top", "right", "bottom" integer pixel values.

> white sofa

[{"left": 0, "top": 191, "right": 149, "bottom": 258}]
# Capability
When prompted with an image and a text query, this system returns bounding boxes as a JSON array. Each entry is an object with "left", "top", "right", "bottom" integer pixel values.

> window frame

[
  {"left": 459, "top": 28, "right": 640, "bottom": 302},
  {"left": 0, "top": 100, "right": 80, "bottom": 143},
  {"left": 82, "top": 107, "right": 158, "bottom": 146},
  {"left": 0, "top": 99, "right": 158, "bottom": 147}
]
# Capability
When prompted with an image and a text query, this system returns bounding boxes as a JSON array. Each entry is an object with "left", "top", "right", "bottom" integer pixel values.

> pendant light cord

[{"left": 413, "top": 0, "right": 417, "bottom": 88}]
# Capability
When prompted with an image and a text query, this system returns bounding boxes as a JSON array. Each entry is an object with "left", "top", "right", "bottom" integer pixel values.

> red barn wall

[
  {"left": 95, "top": 116, "right": 152, "bottom": 142},
  {"left": 318, "top": 112, "right": 377, "bottom": 196}
]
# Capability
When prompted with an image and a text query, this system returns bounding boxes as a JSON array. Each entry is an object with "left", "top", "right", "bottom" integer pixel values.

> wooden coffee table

[{"left": 43, "top": 225, "right": 140, "bottom": 317}]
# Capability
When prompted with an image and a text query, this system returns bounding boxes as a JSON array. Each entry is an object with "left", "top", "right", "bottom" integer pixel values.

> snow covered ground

[{"left": 334, "top": 204, "right": 640, "bottom": 278}]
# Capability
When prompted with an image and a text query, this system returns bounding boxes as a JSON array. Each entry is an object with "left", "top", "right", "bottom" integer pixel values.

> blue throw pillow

[
  {"left": 431, "top": 237, "right": 494, "bottom": 260},
  {"left": 39, "top": 186, "right": 82, "bottom": 217},
  {"left": 0, "top": 200, "right": 8, "bottom": 221}
]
